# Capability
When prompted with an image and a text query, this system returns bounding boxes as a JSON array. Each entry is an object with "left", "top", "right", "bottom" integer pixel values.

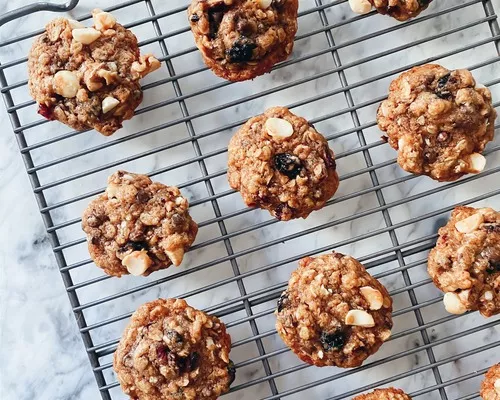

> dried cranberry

[
  {"left": 156, "top": 345, "right": 170, "bottom": 364},
  {"left": 320, "top": 329, "right": 346, "bottom": 351},
  {"left": 226, "top": 37, "right": 257, "bottom": 63},
  {"left": 37, "top": 104, "right": 55, "bottom": 120},
  {"left": 273, "top": 153, "right": 302, "bottom": 179}
]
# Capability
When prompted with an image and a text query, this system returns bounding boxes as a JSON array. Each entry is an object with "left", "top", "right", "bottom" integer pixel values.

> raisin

[
  {"left": 190, "top": 14, "right": 200, "bottom": 22},
  {"left": 38, "top": 104, "right": 55, "bottom": 120},
  {"left": 117, "top": 241, "right": 148, "bottom": 257},
  {"left": 156, "top": 345, "right": 170, "bottom": 364},
  {"left": 208, "top": 5, "right": 225, "bottom": 39},
  {"left": 227, "top": 360, "right": 236, "bottom": 386},
  {"left": 274, "top": 203, "right": 292, "bottom": 221},
  {"left": 324, "top": 150, "right": 337, "bottom": 170},
  {"left": 320, "top": 329, "right": 346, "bottom": 351},
  {"left": 136, "top": 190, "right": 150, "bottom": 204},
  {"left": 273, "top": 153, "right": 302, "bottom": 179},
  {"left": 436, "top": 73, "right": 452, "bottom": 99},
  {"left": 177, "top": 352, "right": 200, "bottom": 373},
  {"left": 165, "top": 330, "right": 183, "bottom": 344},
  {"left": 277, "top": 291, "right": 289, "bottom": 312},
  {"left": 486, "top": 261, "right": 500, "bottom": 274},
  {"left": 418, "top": 0, "right": 431, "bottom": 5},
  {"left": 226, "top": 37, "right": 257, "bottom": 63}
]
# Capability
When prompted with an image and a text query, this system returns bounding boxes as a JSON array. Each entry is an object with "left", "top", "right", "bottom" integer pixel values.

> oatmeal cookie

[
  {"left": 354, "top": 388, "right": 412, "bottom": 400},
  {"left": 481, "top": 364, "right": 500, "bottom": 400},
  {"left": 188, "top": 0, "right": 298, "bottom": 81},
  {"left": 82, "top": 171, "right": 198, "bottom": 277},
  {"left": 349, "top": 0, "right": 432, "bottom": 21},
  {"left": 377, "top": 64, "right": 496, "bottom": 182},
  {"left": 428, "top": 206, "right": 500, "bottom": 317},
  {"left": 275, "top": 253, "right": 393, "bottom": 367},
  {"left": 28, "top": 10, "right": 161, "bottom": 136},
  {"left": 114, "top": 298, "right": 234, "bottom": 400},
  {"left": 227, "top": 106, "right": 339, "bottom": 220}
]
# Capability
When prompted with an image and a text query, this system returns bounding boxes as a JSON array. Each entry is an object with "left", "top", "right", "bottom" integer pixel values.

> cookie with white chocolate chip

[
  {"left": 349, "top": 0, "right": 432, "bottom": 21},
  {"left": 354, "top": 388, "right": 412, "bottom": 400},
  {"left": 377, "top": 64, "right": 496, "bottom": 182},
  {"left": 481, "top": 364, "right": 500, "bottom": 400},
  {"left": 188, "top": 0, "right": 298, "bottom": 82},
  {"left": 275, "top": 253, "right": 393, "bottom": 368},
  {"left": 82, "top": 171, "right": 198, "bottom": 277},
  {"left": 227, "top": 106, "right": 339, "bottom": 221},
  {"left": 28, "top": 9, "right": 161, "bottom": 136},
  {"left": 113, "top": 298, "right": 234, "bottom": 400},
  {"left": 428, "top": 206, "right": 500, "bottom": 317}
]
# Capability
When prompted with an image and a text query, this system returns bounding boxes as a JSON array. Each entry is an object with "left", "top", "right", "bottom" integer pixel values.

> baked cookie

[
  {"left": 227, "top": 107, "right": 339, "bottom": 221},
  {"left": 82, "top": 171, "right": 198, "bottom": 277},
  {"left": 188, "top": 0, "right": 298, "bottom": 81},
  {"left": 377, "top": 64, "right": 496, "bottom": 181},
  {"left": 428, "top": 206, "right": 500, "bottom": 317},
  {"left": 275, "top": 253, "right": 393, "bottom": 367},
  {"left": 349, "top": 0, "right": 432, "bottom": 21},
  {"left": 114, "top": 298, "right": 234, "bottom": 400},
  {"left": 28, "top": 10, "right": 161, "bottom": 136},
  {"left": 353, "top": 388, "right": 412, "bottom": 400},
  {"left": 481, "top": 364, "right": 500, "bottom": 400}
]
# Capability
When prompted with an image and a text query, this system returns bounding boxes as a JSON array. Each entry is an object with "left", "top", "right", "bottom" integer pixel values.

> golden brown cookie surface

[
  {"left": 370, "top": 0, "right": 432, "bottom": 21},
  {"left": 188, "top": 0, "right": 298, "bottom": 81},
  {"left": 28, "top": 10, "right": 160, "bottom": 135},
  {"left": 227, "top": 106, "right": 339, "bottom": 220},
  {"left": 481, "top": 364, "right": 500, "bottom": 400},
  {"left": 276, "top": 253, "right": 393, "bottom": 368},
  {"left": 82, "top": 171, "right": 198, "bottom": 277},
  {"left": 113, "top": 299, "right": 234, "bottom": 400},
  {"left": 377, "top": 64, "right": 496, "bottom": 182},
  {"left": 428, "top": 206, "right": 500, "bottom": 317},
  {"left": 354, "top": 387, "right": 412, "bottom": 400}
]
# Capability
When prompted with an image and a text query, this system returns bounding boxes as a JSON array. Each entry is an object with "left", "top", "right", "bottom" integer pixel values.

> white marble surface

[{"left": 1, "top": 0, "right": 500, "bottom": 399}]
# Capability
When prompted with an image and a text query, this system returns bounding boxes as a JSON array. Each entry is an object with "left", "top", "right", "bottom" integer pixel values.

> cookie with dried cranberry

[
  {"left": 349, "top": 0, "right": 432, "bottom": 21},
  {"left": 227, "top": 106, "right": 339, "bottom": 220},
  {"left": 114, "top": 298, "right": 234, "bottom": 400},
  {"left": 82, "top": 171, "right": 198, "bottom": 277},
  {"left": 28, "top": 9, "right": 160, "bottom": 136},
  {"left": 481, "top": 364, "right": 500, "bottom": 400},
  {"left": 428, "top": 206, "right": 500, "bottom": 317},
  {"left": 276, "top": 253, "right": 393, "bottom": 368},
  {"left": 377, "top": 64, "right": 496, "bottom": 181},
  {"left": 354, "top": 388, "right": 412, "bottom": 400},
  {"left": 188, "top": 0, "right": 298, "bottom": 82}
]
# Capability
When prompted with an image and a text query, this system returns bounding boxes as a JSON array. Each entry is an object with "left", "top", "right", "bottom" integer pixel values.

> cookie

[
  {"left": 28, "top": 9, "right": 161, "bottom": 136},
  {"left": 354, "top": 388, "right": 412, "bottom": 400},
  {"left": 82, "top": 171, "right": 198, "bottom": 277},
  {"left": 114, "top": 298, "right": 234, "bottom": 400},
  {"left": 481, "top": 364, "right": 500, "bottom": 400},
  {"left": 349, "top": 0, "right": 432, "bottom": 21},
  {"left": 275, "top": 253, "right": 393, "bottom": 367},
  {"left": 227, "top": 106, "right": 339, "bottom": 221},
  {"left": 428, "top": 206, "right": 500, "bottom": 317},
  {"left": 188, "top": 0, "right": 298, "bottom": 81},
  {"left": 377, "top": 64, "right": 496, "bottom": 181}
]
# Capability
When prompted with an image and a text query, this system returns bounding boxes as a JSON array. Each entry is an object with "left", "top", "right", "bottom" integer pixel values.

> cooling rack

[{"left": 1, "top": 0, "right": 500, "bottom": 399}]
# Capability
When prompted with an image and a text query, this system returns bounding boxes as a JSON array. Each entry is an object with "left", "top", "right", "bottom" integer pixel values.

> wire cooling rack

[{"left": 1, "top": 0, "right": 500, "bottom": 399}]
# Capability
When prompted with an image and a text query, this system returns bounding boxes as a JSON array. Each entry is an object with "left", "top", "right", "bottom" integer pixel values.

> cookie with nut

[
  {"left": 82, "top": 171, "right": 198, "bottom": 277},
  {"left": 28, "top": 9, "right": 161, "bottom": 135},
  {"left": 276, "top": 252, "right": 393, "bottom": 368},
  {"left": 349, "top": 0, "right": 432, "bottom": 21},
  {"left": 481, "top": 364, "right": 500, "bottom": 400},
  {"left": 353, "top": 388, "right": 412, "bottom": 400}
]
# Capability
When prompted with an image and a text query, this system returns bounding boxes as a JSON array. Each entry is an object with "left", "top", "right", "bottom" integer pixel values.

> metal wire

[{"left": 1, "top": 0, "right": 499, "bottom": 399}]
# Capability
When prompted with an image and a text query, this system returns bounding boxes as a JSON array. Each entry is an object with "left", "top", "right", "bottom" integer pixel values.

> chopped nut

[
  {"left": 484, "top": 291, "right": 493, "bottom": 301},
  {"left": 467, "top": 153, "right": 486, "bottom": 173},
  {"left": 443, "top": 292, "right": 467, "bottom": 315},
  {"left": 380, "top": 329, "right": 392, "bottom": 341},
  {"left": 317, "top": 350, "right": 324, "bottom": 359},
  {"left": 455, "top": 213, "right": 484, "bottom": 234},
  {"left": 68, "top": 19, "right": 85, "bottom": 29},
  {"left": 360, "top": 286, "right": 384, "bottom": 310},
  {"left": 131, "top": 54, "right": 161, "bottom": 79},
  {"left": 72, "top": 28, "right": 101, "bottom": 44},
  {"left": 349, "top": 0, "right": 372, "bottom": 14},
  {"left": 122, "top": 250, "right": 153, "bottom": 276},
  {"left": 258, "top": 0, "right": 273, "bottom": 9},
  {"left": 265, "top": 117, "right": 294, "bottom": 140},
  {"left": 102, "top": 96, "right": 120, "bottom": 114},
  {"left": 97, "top": 69, "right": 119, "bottom": 85},
  {"left": 106, "top": 183, "right": 119, "bottom": 198},
  {"left": 53, "top": 70, "right": 80, "bottom": 98},
  {"left": 345, "top": 309, "right": 375, "bottom": 327},
  {"left": 166, "top": 248, "right": 185, "bottom": 266},
  {"left": 93, "top": 9, "right": 117, "bottom": 31},
  {"left": 495, "top": 378, "right": 500, "bottom": 393}
]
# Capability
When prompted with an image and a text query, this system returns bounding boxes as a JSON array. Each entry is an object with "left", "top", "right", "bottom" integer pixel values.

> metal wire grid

[{"left": 1, "top": 0, "right": 500, "bottom": 399}]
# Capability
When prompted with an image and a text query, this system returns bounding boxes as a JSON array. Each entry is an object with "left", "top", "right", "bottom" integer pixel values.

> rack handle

[{"left": 0, "top": 0, "right": 79, "bottom": 27}]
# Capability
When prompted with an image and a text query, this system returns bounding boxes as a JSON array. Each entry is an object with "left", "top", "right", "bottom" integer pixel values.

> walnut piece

[{"left": 131, "top": 54, "right": 161, "bottom": 80}]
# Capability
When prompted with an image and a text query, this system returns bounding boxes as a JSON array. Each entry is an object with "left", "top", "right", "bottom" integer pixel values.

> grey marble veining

[{"left": 1, "top": 0, "right": 500, "bottom": 399}]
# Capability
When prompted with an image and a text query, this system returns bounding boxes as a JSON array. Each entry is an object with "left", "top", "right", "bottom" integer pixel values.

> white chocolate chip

[
  {"left": 495, "top": 379, "right": 500, "bottom": 393},
  {"left": 265, "top": 117, "right": 294, "bottom": 140},
  {"left": 122, "top": 251, "right": 153, "bottom": 276},
  {"left": 455, "top": 213, "right": 484, "bottom": 234},
  {"left": 68, "top": 19, "right": 85, "bottom": 29},
  {"left": 345, "top": 309, "right": 375, "bottom": 327},
  {"left": 166, "top": 248, "right": 185, "bottom": 266},
  {"left": 349, "top": 0, "right": 372, "bottom": 14},
  {"left": 317, "top": 350, "right": 324, "bottom": 359},
  {"left": 93, "top": 10, "right": 117, "bottom": 31},
  {"left": 380, "top": 329, "right": 392, "bottom": 341},
  {"left": 102, "top": 96, "right": 120, "bottom": 114},
  {"left": 53, "top": 70, "right": 80, "bottom": 98},
  {"left": 206, "top": 337, "right": 215, "bottom": 349},
  {"left": 258, "top": 0, "right": 273, "bottom": 9},
  {"left": 106, "top": 183, "right": 119, "bottom": 198},
  {"left": 360, "top": 286, "right": 384, "bottom": 310},
  {"left": 467, "top": 153, "right": 486, "bottom": 173},
  {"left": 484, "top": 291, "right": 494, "bottom": 301},
  {"left": 72, "top": 28, "right": 101, "bottom": 44},
  {"left": 443, "top": 292, "right": 467, "bottom": 315}
]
